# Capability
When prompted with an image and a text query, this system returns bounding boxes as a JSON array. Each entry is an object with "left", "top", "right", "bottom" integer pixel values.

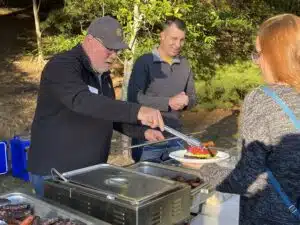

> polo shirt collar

[{"left": 152, "top": 48, "right": 180, "bottom": 64}]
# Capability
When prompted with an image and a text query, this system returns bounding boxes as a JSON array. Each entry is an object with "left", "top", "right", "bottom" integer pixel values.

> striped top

[{"left": 216, "top": 85, "right": 300, "bottom": 225}]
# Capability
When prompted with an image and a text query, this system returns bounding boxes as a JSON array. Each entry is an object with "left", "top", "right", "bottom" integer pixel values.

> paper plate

[{"left": 169, "top": 149, "right": 230, "bottom": 164}]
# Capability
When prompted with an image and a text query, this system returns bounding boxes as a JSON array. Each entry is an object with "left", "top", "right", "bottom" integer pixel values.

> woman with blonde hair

[{"left": 217, "top": 14, "right": 300, "bottom": 225}]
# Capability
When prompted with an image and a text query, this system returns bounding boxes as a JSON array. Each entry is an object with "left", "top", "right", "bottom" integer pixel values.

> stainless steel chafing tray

[
  {"left": 127, "top": 162, "right": 214, "bottom": 212},
  {"left": 44, "top": 164, "right": 191, "bottom": 225},
  {"left": 0, "top": 191, "right": 110, "bottom": 225}
]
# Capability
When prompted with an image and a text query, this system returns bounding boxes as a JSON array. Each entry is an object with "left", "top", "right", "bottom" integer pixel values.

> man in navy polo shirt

[{"left": 128, "top": 17, "right": 196, "bottom": 162}]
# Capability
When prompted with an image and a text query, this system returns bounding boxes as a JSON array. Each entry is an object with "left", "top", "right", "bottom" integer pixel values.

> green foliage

[
  {"left": 43, "top": 34, "right": 84, "bottom": 56},
  {"left": 183, "top": 1, "right": 256, "bottom": 81},
  {"left": 38, "top": 0, "right": 299, "bottom": 108},
  {"left": 196, "top": 61, "right": 262, "bottom": 109}
]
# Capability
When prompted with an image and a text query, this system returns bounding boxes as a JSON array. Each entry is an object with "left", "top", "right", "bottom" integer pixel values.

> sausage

[
  {"left": 0, "top": 204, "right": 30, "bottom": 211},
  {"left": 189, "top": 181, "right": 201, "bottom": 188},
  {"left": 173, "top": 176, "right": 186, "bottom": 183},
  {"left": 41, "top": 218, "right": 60, "bottom": 225},
  {"left": 53, "top": 220, "right": 65, "bottom": 225},
  {"left": 32, "top": 216, "right": 42, "bottom": 225},
  {"left": 0, "top": 209, "right": 7, "bottom": 218},
  {"left": 20, "top": 215, "right": 35, "bottom": 225},
  {"left": 5, "top": 218, "right": 20, "bottom": 225},
  {"left": 8, "top": 208, "right": 32, "bottom": 220}
]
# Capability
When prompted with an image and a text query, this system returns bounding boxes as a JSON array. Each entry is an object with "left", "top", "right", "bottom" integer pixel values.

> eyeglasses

[
  {"left": 106, "top": 47, "right": 120, "bottom": 54},
  {"left": 251, "top": 50, "right": 261, "bottom": 64},
  {"left": 93, "top": 36, "right": 120, "bottom": 54}
]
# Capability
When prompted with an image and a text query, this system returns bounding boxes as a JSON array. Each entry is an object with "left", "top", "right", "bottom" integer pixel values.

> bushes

[
  {"left": 38, "top": 0, "right": 296, "bottom": 109},
  {"left": 42, "top": 34, "right": 84, "bottom": 56},
  {"left": 195, "top": 61, "right": 262, "bottom": 110}
]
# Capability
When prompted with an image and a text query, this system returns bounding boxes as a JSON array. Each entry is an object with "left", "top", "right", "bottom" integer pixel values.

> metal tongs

[
  {"left": 164, "top": 125, "right": 215, "bottom": 157},
  {"left": 164, "top": 125, "right": 202, "bottom": 147},
  {"left": 51, "top": 168, "right": 69, "bottom": 182}
]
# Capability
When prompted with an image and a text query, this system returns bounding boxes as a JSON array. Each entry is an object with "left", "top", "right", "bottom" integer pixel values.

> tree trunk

[
  {"left": 32, "top": 0, "right": 43, "bottom": 62},
  {"left": 121, "top": 4, "right": 141, "bottom": 159}
]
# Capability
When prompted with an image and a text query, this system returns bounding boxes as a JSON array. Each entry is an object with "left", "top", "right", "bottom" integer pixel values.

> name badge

[{"left": 88, "top": 85, "right": 98, "bottom": 94}]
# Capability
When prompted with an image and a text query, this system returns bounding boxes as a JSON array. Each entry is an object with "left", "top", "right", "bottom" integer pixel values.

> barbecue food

[
  {"left": 0, "top": 200, "right": 85, "bottom": 225},
  {"left": 184, "top": 141, "right": 217, "bottom": 159},
  {"left": 172, "top": 176, "right": 204, "bottom": 188},
  {"left": 20, "top": 215, "right": 35, "bottom": 225},
  {"left": 32, "top": 216, "right": 41, "bottom": 225}
]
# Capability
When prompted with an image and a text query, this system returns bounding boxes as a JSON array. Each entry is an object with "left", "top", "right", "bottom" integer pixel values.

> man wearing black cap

[{"left": 28, "top": 16, "right": 165, "bottom": 197}]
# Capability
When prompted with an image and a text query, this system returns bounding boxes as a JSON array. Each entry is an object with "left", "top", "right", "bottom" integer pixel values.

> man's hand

[
  {"left": 144, "top": 129, "right": 165, "bottom": 142},
  {"left": 169, "top": 92, "right": 189, "bottom": 111},
  {"left": 137, "top": 106, "right": 164, "bottom": 131}
]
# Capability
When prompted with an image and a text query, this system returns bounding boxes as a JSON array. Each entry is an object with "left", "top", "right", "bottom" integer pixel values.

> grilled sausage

[
  {"left": 8, "top": 209, "right": 32, "bottom": 220},
  {"left": 0, "top": 204, "right": 30, "bottom": 211},
  {"left": 32, "top": 216, "right": 42, "bottom": 225},
  {"left": 41, "top": 218, "right": 60, "bottom": 225},
  {"left": 20, "top": 215, "right": 35, "bottom": 225}
]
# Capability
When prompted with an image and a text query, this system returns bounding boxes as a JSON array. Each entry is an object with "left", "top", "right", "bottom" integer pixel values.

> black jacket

[{"left": 28, "top": 45, "right": 146, "bottom": 175}]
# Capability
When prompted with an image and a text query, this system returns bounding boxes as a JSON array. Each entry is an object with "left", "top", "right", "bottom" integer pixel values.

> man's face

[
  {"left": 85, "top": 35, "right": 118, "bottom": 74},
  {"left": 160, "top": 24, "right": 185, "bottom": 57}
]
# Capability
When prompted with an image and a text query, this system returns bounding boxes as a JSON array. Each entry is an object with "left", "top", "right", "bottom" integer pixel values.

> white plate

[{"left": 169, "top": 149, "right": 230, "bottom": 164}]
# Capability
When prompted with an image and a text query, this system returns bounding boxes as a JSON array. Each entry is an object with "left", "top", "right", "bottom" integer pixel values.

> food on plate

[
  {"left": 202, "top": 141, "right": 215, "bottom": 148},
  {"left": 184, "top": 141, "right": 217, "bottom": 159},
  {"left": 0, "top": 201, "right": 85, "bottom": 225},
  {"left": 172, "top": 176, "right": 204, "bottom": 188}
]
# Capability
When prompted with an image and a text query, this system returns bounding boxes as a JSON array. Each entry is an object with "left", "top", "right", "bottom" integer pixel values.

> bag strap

[
  {"left": 266, "top": 169, "right": 300, "bottom": 219},
  {"left": 260, "top": 86, "right": 300, "bottom": 220},
  {"left": 261, "top": 86, "right": 300, "bottom": 130}
]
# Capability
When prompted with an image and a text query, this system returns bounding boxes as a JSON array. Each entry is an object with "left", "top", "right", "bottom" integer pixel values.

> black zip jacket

[{"left": 28, "top": 44, "right": 146, "bottom": 175}]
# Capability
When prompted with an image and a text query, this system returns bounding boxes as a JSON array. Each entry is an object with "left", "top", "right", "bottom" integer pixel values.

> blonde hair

[{"left": 258, "top": 14, "right": 300, "bottom": 90}]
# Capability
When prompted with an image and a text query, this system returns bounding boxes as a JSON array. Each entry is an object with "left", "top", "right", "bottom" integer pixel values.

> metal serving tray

[
  {"left": 59, "top": 164, "right": 181, "bottom": 205},
  {"left": 0, "top": 192, "right": 110, "bottom": 225},
  {"left": 45, "top": 164, "right": 191, "bottom": 225},
  {"left": 127, "top": 162, "right": 215, "bottom": 211}
]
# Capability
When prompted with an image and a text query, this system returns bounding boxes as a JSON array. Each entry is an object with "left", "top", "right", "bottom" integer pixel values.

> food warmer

[
  {"left": 43, "top": 164, "right": 191, "bottom": 225},
  {"left": 127, "top": 162, "right": 214, "bottom": 213}
]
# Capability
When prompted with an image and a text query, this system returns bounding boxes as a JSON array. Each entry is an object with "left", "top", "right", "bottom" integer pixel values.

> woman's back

[
  {"left": 229, "top": 85, "right": 300, "bottom": 224},
  {"left": 217, "top": 14, "right": 300, "bottom": 225}
]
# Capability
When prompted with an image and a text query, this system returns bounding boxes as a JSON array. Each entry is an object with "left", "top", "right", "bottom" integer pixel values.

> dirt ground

[{"left": 0, "top": 8, "right": 240, "bottom": 166}]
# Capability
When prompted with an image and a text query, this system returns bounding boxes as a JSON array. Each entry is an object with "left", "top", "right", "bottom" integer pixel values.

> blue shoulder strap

[
  {"left": 261, "top": 86, "right": 300, "bottom": 130},
  {"left": 266, "top": 169, "right": 300, "bottom": 219},
  {"left": 261, "top": 85, "right": 300, "bottom": 220}
]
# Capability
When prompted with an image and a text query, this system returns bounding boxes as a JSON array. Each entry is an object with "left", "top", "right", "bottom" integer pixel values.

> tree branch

[{"left": 37, "top": 0, "right": 41, "bottom": 12}]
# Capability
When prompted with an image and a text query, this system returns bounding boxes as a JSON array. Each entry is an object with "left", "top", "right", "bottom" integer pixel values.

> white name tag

[{"left": 88, "top": 85, "right": 98, "bottom": 94}]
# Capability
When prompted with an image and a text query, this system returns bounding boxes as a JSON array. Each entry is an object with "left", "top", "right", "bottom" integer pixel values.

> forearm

[{"left": 113, "top": 122, "right": 147, "bottom": 139}]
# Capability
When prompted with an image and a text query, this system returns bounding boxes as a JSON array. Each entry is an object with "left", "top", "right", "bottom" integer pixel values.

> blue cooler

[
  {"left": 0, "top": 141, "right": 8, "bottom": 175},
  {"left": 10, "top": 135, "right": 30, "bottom": 181}
]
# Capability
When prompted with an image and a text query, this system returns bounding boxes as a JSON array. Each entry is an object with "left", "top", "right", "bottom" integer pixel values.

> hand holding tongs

[{"left": 164, "top": 125, "right": 202, "bottom": 147}]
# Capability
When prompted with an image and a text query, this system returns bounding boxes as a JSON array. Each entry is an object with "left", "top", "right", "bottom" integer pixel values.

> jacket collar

[{"left": 152, "top": 48, "right": 181, "bottom": 64}]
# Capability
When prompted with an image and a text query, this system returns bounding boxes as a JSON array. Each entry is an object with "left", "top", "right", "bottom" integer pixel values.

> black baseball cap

[{"left": 87, "top": 16, "right": 128, "bottom": 50}]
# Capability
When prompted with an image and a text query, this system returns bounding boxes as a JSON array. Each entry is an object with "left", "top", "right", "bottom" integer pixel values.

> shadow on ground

[
  {"left": 0, "top": 8, "right": 40, "bottom": 139},
  {"left": 0, "top": 8, "right": 38, "bottom": 96},
  {"left": 199, "top": 110, "right": 239, "bottom": 148}
]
